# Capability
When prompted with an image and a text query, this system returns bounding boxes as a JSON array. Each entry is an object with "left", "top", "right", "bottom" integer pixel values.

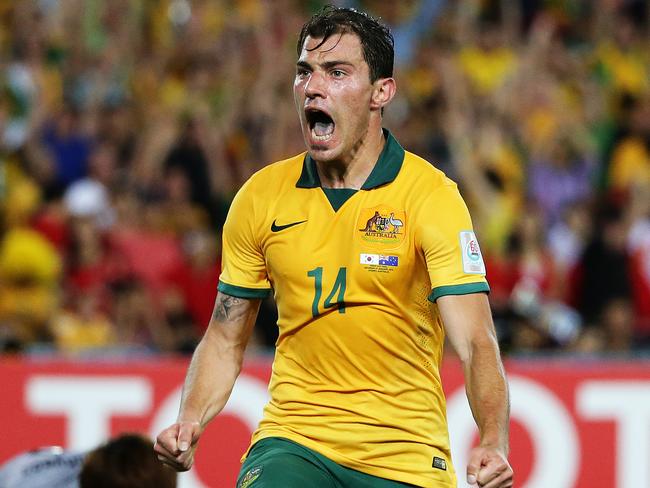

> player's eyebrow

[
  {"left": 321, "top": 60, "right": 354, "bottom": 70},
  {"left": 296, "top": 60, "right": 354, "bottom": 71},
  {"left": 296, "top": 60, "right": 312, "bottom": 71}
]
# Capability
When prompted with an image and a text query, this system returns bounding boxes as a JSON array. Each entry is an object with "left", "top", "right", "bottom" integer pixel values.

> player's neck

[{"left": 315, "top": 125, "right": 385, "bottom": 189}]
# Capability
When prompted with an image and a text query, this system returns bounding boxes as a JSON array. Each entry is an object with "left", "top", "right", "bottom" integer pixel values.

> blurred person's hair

[
  {"left": 79, "top": 433, "right": 176, "bottom": 488},
  {"left": 620, "top": 0, "right": 647, "bottom": 28},
  {"left": 296, "top": 5, "right": 394, "bottom": 82}
]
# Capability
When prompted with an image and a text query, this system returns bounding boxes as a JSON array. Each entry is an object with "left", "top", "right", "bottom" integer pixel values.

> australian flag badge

[{"left": 378, "top": 255, "right": 398, "bottom": 266}]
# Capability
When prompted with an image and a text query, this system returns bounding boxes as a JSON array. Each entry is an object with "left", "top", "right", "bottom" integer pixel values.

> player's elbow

[
  {"left": 458, "top": 328, "right": 500, "bottom": 366},
  {"left": 454, "top": 338, "right": 473, "bottom": 365}
]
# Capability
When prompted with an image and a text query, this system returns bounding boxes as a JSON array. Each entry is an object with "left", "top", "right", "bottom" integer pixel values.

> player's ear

[{"left": 370, "top": 77, "right": 396, "bottom": 111}]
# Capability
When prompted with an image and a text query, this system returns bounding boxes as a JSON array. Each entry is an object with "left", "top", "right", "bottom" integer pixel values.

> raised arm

[
  {"left": 154, "top": 292, "right": 261, "bottom": 471},
  {"left": 437, "top": 293, "right": 513, "bottom": 488}
]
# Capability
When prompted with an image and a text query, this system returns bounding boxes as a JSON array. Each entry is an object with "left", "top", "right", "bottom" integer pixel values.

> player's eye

[
  {"left": 331, "top": 69, "right": 345, "bottom": 78},
  {"left": 296, "top": 68, "right": 310, "bottom": 79}
]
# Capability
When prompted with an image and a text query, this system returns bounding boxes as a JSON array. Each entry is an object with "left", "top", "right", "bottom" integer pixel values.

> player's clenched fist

[
  {"left": 154, "top": 420, "right": 203, "bottom": 472},
  {"left": 466, "top": 445, "right": 513, "bottom": 488}
]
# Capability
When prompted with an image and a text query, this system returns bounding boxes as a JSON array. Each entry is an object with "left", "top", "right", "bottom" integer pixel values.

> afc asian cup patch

[
  {"left": 460, "top": 231, "right": 485, "bottom": 274},
  {"left": 357, "top": 205, "right": 406, "bottom": 246},
  {"left": 238, "top": 466, "right": 263, "bottom": 488}
]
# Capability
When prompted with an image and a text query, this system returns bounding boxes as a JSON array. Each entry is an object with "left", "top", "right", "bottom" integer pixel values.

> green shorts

[{"left": 236, "top": 437, "right": 418, "bottom": 488}]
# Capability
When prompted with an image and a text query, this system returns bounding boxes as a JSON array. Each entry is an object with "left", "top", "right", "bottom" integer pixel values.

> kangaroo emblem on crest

[{"left": 360, "top": 211, "right": 381, "bottom": 231}]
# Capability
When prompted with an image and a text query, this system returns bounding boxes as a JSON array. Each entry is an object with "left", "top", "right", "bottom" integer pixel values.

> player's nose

[{"left": 304, "top": 71, "right": 326, "bottom": 99}]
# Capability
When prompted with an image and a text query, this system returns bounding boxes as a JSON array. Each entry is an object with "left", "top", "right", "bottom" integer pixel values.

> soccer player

[
  {"left": 155, "top": 6, "right": 513, "bottom": 488},
  {"left": 80, "top": 434, "right": 176, "bottom": 488},
  {"left": 0, "top": 447, "right": 85, "bottom": 488},
  {"left": 0, "top": 433, "right": 175, "bottom": 488}
]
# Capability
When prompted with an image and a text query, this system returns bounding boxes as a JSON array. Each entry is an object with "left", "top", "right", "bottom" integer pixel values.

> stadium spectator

[
  {"left": 0, "top": 227, "right": 61, "bottom": 348},
  {"left": 49, "top": 288, "right": 116, "bottom": 354},
  {"left": 575, "top": 202, "right": 632, "bottom": 327},
  {"left": 528, "top": 136, "right": 597, "bottom": 227},
  {"left": 0, "top": 0, "right": 648, "bottom": 356}
]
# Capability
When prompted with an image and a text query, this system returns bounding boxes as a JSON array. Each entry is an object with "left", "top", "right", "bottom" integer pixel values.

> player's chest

[{"left": 261, "top": 189, "right": 416, "bottom": 284}]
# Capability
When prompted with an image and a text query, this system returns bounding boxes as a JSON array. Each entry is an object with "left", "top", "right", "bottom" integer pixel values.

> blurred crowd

[{"left": 0, "top": 0, "right": 649, "bottom": 357}]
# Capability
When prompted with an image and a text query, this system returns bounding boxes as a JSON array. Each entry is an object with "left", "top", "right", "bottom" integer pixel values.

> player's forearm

[
  {"left": 177, "top": 294, "right": 260, "bottom": 428},
  {"left": 463, "top": 334, "right": 510, "bottom": 453},
  {"left": 438, "top": 294, "right": 510, "bottom": 451},
  {"left": 177, "top": 330, "right": 244, "bottom": 427}
]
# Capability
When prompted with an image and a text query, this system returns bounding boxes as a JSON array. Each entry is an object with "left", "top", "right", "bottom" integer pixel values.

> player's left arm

[{"left": 437, "top": 292, "right": 514, "bottom": 488}]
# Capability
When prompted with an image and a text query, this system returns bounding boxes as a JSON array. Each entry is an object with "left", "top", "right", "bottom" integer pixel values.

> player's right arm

[{"left": 154, "top": 291, "right": 261, "bottom": 471}]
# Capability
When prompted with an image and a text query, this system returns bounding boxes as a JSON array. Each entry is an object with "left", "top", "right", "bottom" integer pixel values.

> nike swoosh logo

[{"left": 271, "top": 219, "right": 307, "bottom": 232}]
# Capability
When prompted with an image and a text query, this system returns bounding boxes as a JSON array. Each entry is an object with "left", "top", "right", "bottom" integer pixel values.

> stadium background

[{"left": 0, "top": 1, "right": 649, "bottom": 487}]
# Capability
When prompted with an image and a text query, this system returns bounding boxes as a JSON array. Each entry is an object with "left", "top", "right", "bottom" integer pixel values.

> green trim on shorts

[{"left": 237, "top": 437, "right": 418, "bottom": 488}]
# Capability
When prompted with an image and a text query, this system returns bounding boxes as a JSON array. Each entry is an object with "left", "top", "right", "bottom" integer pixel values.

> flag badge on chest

[{"left": 360, "top": 253, "right": 399, "bottom": 270}]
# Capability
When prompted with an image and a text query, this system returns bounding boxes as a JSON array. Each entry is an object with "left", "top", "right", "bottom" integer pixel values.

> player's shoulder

[
  {"left": 0, "top": 448, "right": 85, "bottom": 488},
  {"left": 243, "top": 153, "right": 306, "bottom": 194},
  {"left": 401, "top": 150, "right": 458, "bottom": 193},
  {"left": 227, "top": 153, "right": 306, "bottom": 220}
]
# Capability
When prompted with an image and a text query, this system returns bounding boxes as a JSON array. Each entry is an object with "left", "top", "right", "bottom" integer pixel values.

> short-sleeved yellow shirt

[{"left": 219, "top": 130, "right": 489, "bottom": 488}]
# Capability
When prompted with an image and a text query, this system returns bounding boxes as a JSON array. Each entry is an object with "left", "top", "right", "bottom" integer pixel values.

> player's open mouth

[{"left": 306, "top": 108, "right": 335, "bottom": 142}]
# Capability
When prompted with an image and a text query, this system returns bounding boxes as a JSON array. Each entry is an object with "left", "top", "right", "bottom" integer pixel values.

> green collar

[{"left": 296, "top": 129, "right": 405, "bottom": 189}]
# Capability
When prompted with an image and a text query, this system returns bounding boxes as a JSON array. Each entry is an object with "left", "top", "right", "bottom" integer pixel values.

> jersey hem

[
  {"left": 428, "top": 282, "right": 490, "bottom": 302},
  {"left": 217, "top": 280, "right": 271, "bottom": 298}
]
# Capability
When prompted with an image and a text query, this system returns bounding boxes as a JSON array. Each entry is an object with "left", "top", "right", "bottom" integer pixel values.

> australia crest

[
  {"left": 357, "top": 205, "right": 407, "bottom": 246},
  {"left": 238, "top": 466, "right": 263, "bottom": 488}
]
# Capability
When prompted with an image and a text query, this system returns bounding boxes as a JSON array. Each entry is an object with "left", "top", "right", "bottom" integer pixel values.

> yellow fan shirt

[{"left": 218, "top": 130, "right": 489, "bottom": 488}]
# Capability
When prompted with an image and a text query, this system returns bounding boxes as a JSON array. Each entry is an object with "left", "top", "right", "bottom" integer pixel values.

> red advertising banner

[{"left": 0, "top": 357, "right": 648, "bottom": 488}]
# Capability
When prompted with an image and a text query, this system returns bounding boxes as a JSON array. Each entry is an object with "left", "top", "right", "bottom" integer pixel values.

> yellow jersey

[{"left": 218, "top": 130, "right": 489, "bottom": 487}]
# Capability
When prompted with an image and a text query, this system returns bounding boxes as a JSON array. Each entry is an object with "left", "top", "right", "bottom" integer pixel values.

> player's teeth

[{"left": 311, "top": 129, "right": 333, "bottom": 141}]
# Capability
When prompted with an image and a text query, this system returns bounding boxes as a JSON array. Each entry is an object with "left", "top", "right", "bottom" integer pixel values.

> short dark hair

[
  {"left": 80, "top": 434, "right": 176, "bottom": 488},
  {"left": 297, "top": 5, "right": 394, "bottom": 82}
]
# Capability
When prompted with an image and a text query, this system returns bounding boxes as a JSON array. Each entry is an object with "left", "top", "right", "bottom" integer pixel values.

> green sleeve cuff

[
  {"left": 218, "top": 281, "right": 271, "bottom": 299},
  {"left": 428, "top": 282, "right": 490, "bottom": 303}
]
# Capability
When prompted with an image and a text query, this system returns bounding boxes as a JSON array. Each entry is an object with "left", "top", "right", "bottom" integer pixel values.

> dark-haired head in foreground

[{"left": 80, "top": 434, "right": 176, "bottom": 488}]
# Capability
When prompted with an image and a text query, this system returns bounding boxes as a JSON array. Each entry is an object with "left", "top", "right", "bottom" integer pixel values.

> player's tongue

[
  {"left": 313, "top": 121, "right": 334, "bottom": 137},
  {"left": 307, "top": 109, "right": 335, "bottom": 140}
]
